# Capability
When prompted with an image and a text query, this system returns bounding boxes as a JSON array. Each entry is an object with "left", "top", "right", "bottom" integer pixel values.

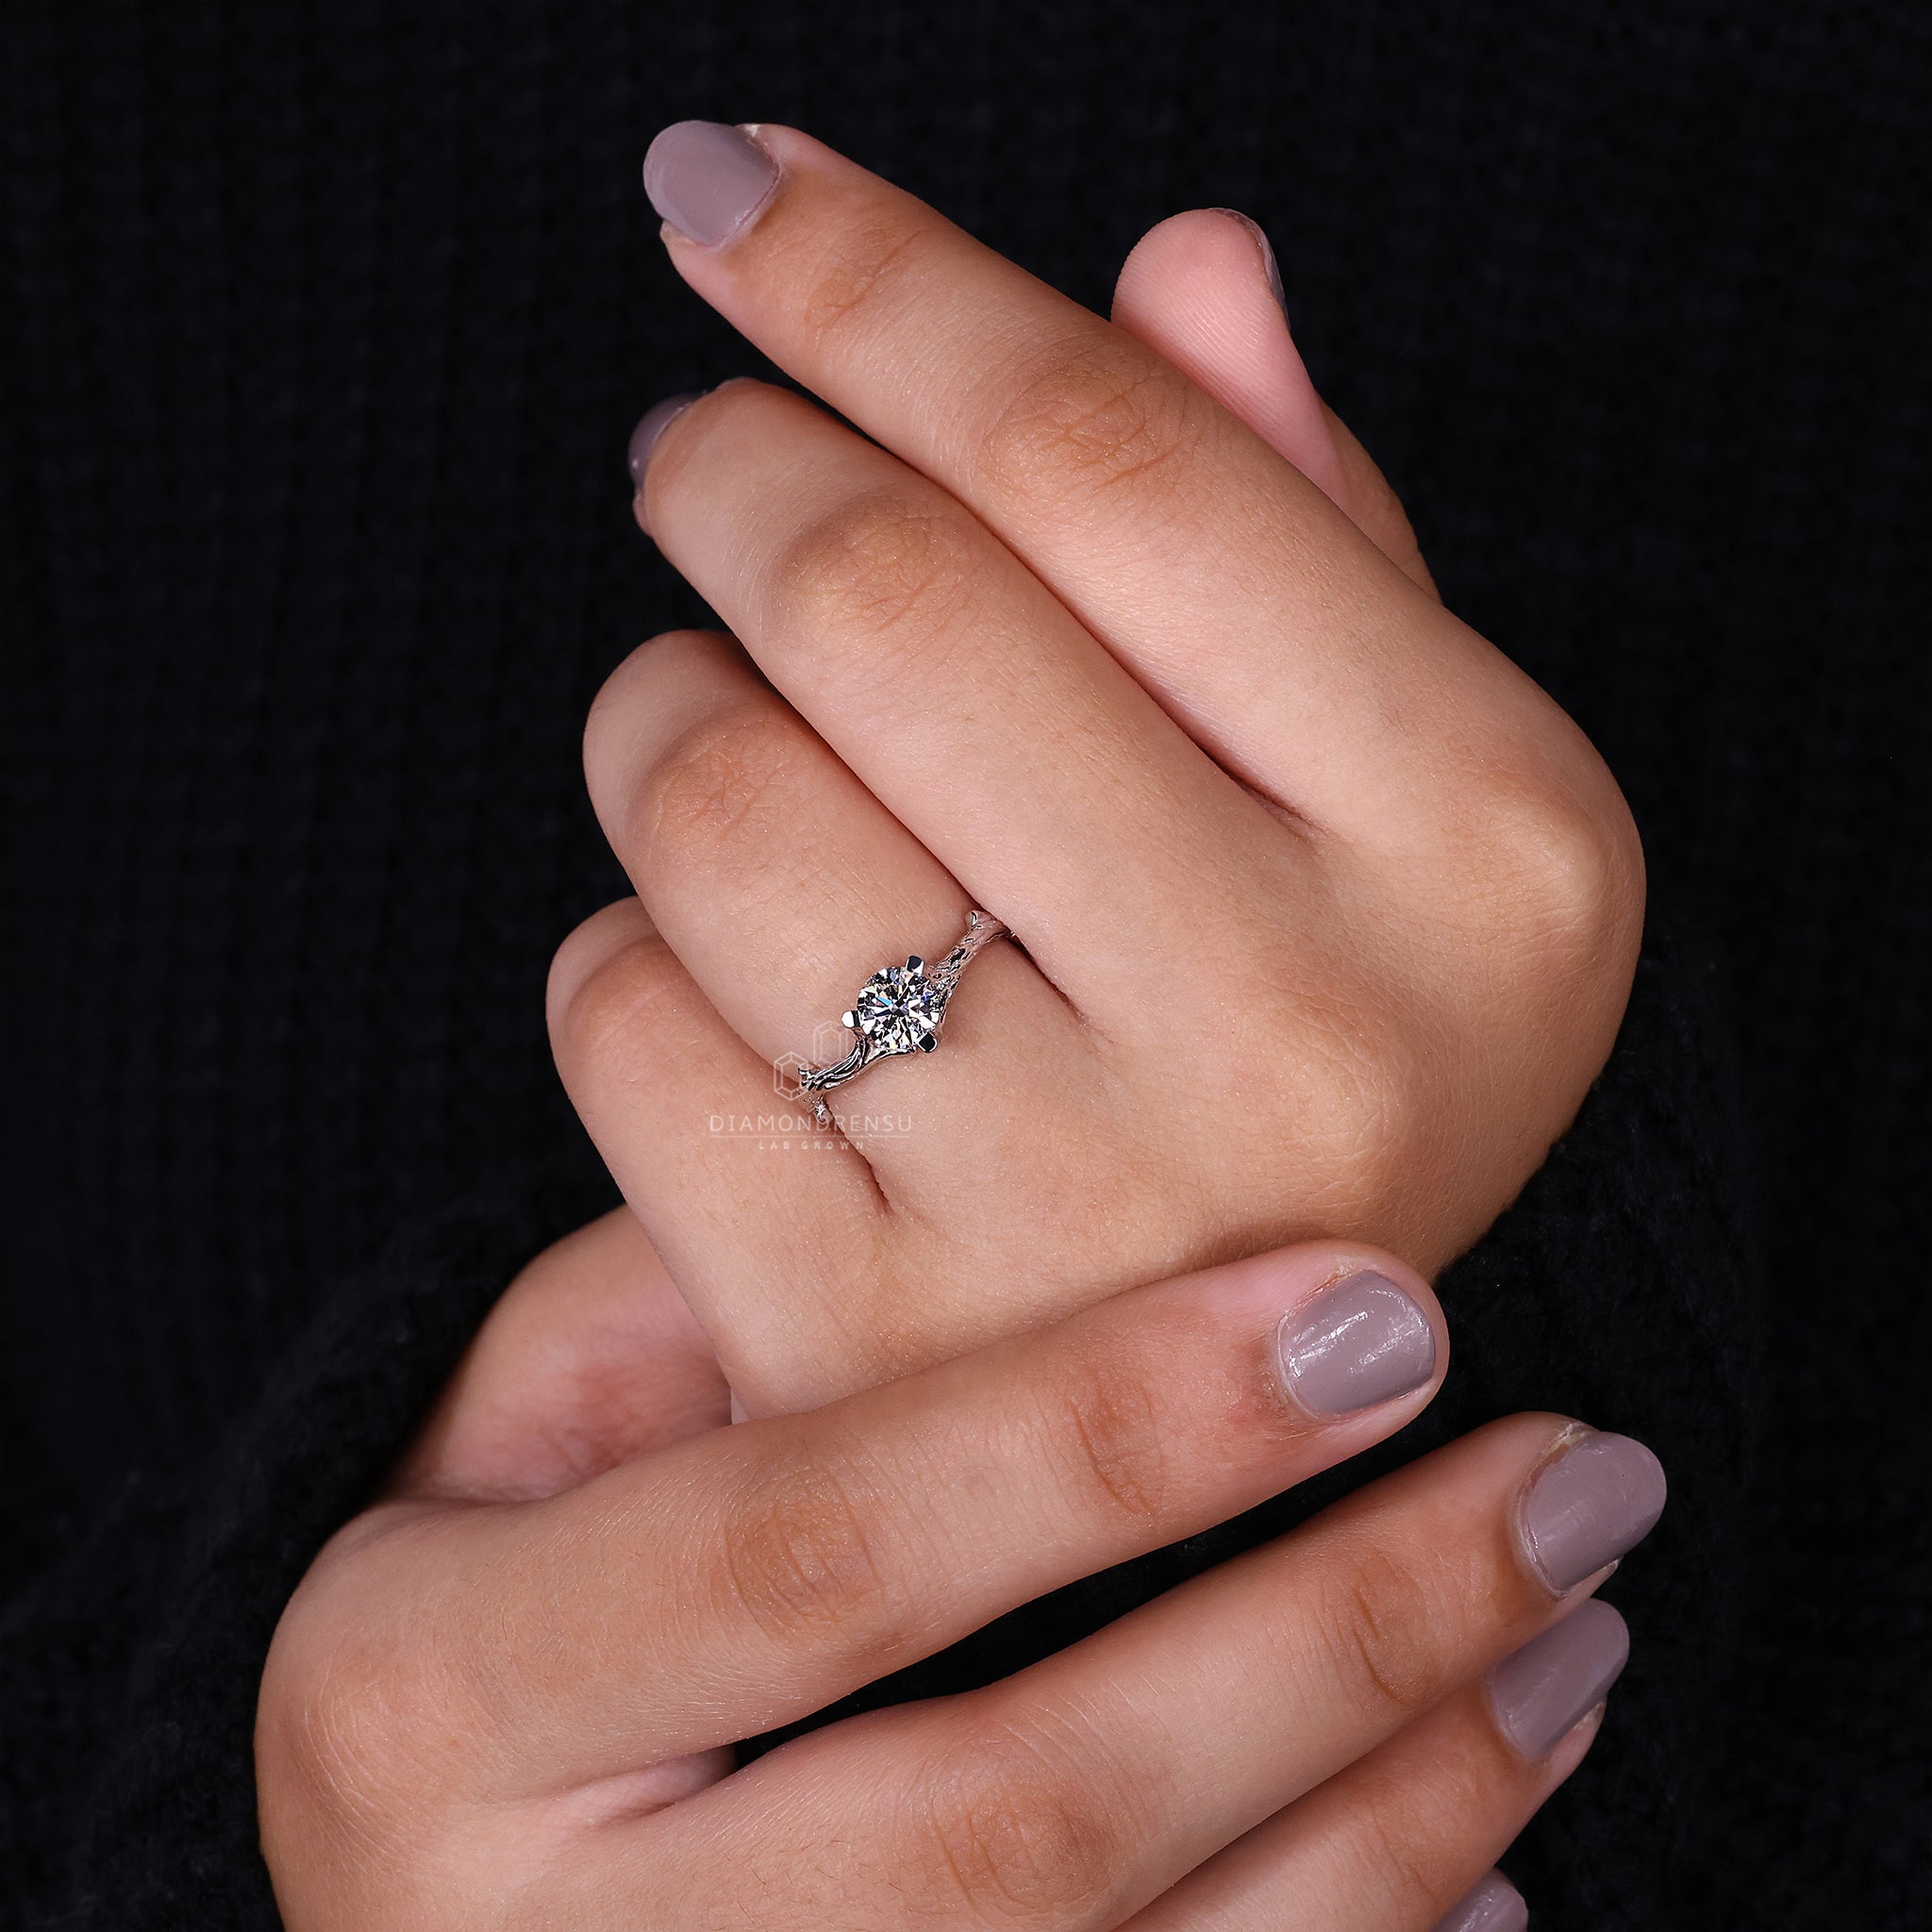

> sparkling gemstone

[{"left": 852, "top": 963, "right": 945, "bottom": 1055}]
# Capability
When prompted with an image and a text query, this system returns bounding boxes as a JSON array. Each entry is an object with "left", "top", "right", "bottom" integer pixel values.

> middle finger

[
  {"left": 642, "top": 123, "right": 1575, "bottom": 842},
  {"left": 635, "top": 375, "right": 1307, "bottom": 1024}
]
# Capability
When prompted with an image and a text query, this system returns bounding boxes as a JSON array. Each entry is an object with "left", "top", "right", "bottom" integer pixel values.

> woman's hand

[
  {"left": 258, "top": 1215, "right": 1663, "bottom": 1930},
  {"left": 547, "top": 124, "right": 1645, "bottom": 1417}
]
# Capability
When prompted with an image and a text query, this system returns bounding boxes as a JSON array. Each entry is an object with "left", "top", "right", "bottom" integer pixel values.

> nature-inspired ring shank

[{"left": 794, "top": 911, "right": 1008, "bottom": 1123}]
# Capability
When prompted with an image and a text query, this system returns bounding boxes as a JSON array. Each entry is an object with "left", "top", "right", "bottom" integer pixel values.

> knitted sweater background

[{"left": 2, "top": 1, "right": 1926, "bottom": 1925}]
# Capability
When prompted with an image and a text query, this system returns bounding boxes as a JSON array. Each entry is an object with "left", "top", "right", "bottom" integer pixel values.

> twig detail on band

[{"left": 791, "top": 910, "right": 1008, "bottom": 1127}]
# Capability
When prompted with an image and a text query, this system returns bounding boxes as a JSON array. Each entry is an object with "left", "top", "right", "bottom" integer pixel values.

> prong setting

[{"left": 792, "top": 913, "right": 1008, "bottom": 1109}]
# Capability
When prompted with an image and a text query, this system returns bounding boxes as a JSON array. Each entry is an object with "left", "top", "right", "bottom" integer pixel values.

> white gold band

[{"left": 793, "top": 910, "right": 1008, "bottom": 1126}]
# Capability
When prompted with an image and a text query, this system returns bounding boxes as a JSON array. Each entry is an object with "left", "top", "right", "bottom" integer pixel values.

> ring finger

[{"left": 579, "top": 624, "right": 1097, "bottom": 1174}]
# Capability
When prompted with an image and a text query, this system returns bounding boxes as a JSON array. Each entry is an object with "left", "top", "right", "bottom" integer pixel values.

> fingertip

[
  {"left": 1268, "top": 1250, "right": 1446, "bottom": 1422},
  {"left": 1429, "top": 1871, "right": 1529, "bottom": 1932},
  {"left": 1175, "top": 1241, "right": 1448, "bottom": 1425},
  {"left": 1110, "top": 207, "right": 1346, "bottom": 504},
  {"left": 1111, "top": 206, "right": 1290, "bottom": 328}
]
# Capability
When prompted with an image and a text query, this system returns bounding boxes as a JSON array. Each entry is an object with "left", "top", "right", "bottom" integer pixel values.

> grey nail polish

[
  {"left": 1519, "top": 1431, "right": 1668, "bottom": 1592},
  {"left": 1487, "top": 1597, "right": 1628, "bottom": 1759},
  {"left": 1275, "top": 1271, "right": 1437, "bottom": 1417},
  {"left": 1430, "top": 1873, "right": 1529, "bottom": 1932},
  {"left": 642, "top": 121, "right": 780, "bottom": 246},
  {"left": 627, "top": 393, "right": 702, "bottom": 492}
]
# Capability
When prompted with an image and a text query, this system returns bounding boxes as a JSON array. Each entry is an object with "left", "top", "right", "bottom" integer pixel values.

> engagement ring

[{"left": 793, "top": 911, "right": 1008, "bottom": 1126}]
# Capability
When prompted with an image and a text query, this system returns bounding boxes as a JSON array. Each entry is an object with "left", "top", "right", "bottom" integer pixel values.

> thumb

[{"left": 1111, "top": 208, "right": 1437, "bottom": 597}]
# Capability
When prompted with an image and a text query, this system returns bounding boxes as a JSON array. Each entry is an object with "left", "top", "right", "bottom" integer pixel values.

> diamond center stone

[{"left": 852, "top": 964, "right": 944, "bottom": 1056}]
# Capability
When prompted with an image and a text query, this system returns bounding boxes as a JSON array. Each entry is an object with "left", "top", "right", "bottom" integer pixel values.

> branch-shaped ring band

[{"left": 793, "top": 910, "right": 1009, "bottom": 1127}]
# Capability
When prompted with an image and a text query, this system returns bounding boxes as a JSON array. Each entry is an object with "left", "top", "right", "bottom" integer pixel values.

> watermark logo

[{"left": 709, "top": 1102, "right": 914, "bottom": 1152}]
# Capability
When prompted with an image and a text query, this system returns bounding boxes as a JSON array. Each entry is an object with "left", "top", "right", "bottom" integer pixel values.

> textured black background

[{"left": 3, "top": 1, "right": 1927, "bottom": 1925}]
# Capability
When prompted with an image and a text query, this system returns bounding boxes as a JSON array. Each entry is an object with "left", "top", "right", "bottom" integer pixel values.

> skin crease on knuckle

[
  {"left": 895, "top": 1712, "right": 1145, "bottom": 1929},
  {"left": 630, "top": 699, "right": 822, "bottom": 880},
  {"left": 259, "top": 1554, "right": 500, "bottom": 1910},
  {"left": 760, "top": 484, "right": 991, "bottom": 684},
  {"left": 711, "top": 1434, "right": 919, "bottom": 1673},
  {"left": 551, "top": 925, "right": 700, "bottom": 1099},
  {"left": 1031, "top": 1325, "right": 1185, "bottom": 1529},
  {"left": 1338, "top": 1690, "right": 1548, "bottom": 1928},
  {"left": 780, "top": 187, "right": 950, "bottom": 350},
  {"left": 965, "top": 330, "right": 1214, "bottom": 518}
]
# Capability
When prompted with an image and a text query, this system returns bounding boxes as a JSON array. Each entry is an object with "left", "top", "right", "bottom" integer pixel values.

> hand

[
  {"left": 258, "top": 1214, "right": 1663, "bottom": 1929},
  {"left": 547, "top": 124, "right": 1645, "bottom": 1416}
]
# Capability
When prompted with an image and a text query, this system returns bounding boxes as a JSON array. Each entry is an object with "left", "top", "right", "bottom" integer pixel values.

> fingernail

[
  {"left": 1486, "top": 1597, "right": 1629, "bottom": 1759},
  {"left": 1275, "top": 1270, "right": 1437, "bottom": 1417},
  {"left": 1429, "top": 1873, "right": 1529, "bottom": 1932},
  {"left": 1518, "top": 1430, "right": 1668, "bottom": 1592},
  {"left": 643, "top": 121, "right": 780, "bottom": 246},
  {"left": 1214, "top": 208, "right": 1288, "bottom": 319},
  {"left": 627, "top": 393, "right": 702, "bottom": 493}
]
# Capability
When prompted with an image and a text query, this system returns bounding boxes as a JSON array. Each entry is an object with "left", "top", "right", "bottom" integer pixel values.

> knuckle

[
  {"left": 258, "top": 1574, "right": 437, "bottom": 1830},
  {"left": 1297, "top": 1013, "right": 1408, "bottom": 1157},
  {"left": 1250, "top": 996, "right": 1419, "bottom": 1216},
  {"left": 906, "top": 1720, "right": 1130, "bottom": 1926},
  {"left": 1479, "top": 778, "right": 1646, "bottom": 972},
  {"left": 793, "top": 208, "right": 946, "bottom": 344},
  {"left": 1039, "top": 1339, "right": 1175, "bottom": 1528},
  {"left": 769, "top": 487, "right": 982, "bottom": 661},
  {"left": 975, "top": 338, "right": 1207, "bottom": 506},
  {"left": 1319, "top": 1541, "right": 1454, "bottom": 1722},
  {"left": 260, "top": 1635, "right": 377, "bottom": 1809},
  {"left": 633, "top": 699, "right": 811, "bottom": 864},
  {"left": 549, "top": 918, "right": 683, "bottom": 1076},
  {"left": 1347, "top": 1790, "right": 1467, "bottom": 1927},
  {"left": 717, "top": 1439, "right": 904, "bottom": 1648},
  {"left": 1339, "top": 1708, "right": 1519, "bottom": 1925}
]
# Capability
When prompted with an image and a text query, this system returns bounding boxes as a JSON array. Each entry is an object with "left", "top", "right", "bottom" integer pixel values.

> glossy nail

[
  {"left": 1275, "top": 1271, "right": 1437, "bottom": 1416},
  {"left": 627, "top": 393, "right": 702, "bottom": 493},
  {"left": 643, "top": 121, "right": 780, "bottom": 246},
  {"left": 1519, "top": 1430, "right": 1668, "bottom": 1591},
  {"left": 1430, "top": 1873, "right": 1529, "bottom": 1932},
  {"left": 1487, "top": 1597, "right": 1628, "bottom": 1758}
]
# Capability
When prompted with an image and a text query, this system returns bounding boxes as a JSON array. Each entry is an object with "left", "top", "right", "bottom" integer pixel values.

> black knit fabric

[{"left": 2, "top": 1, "right": 1925, "bottom": 1925}]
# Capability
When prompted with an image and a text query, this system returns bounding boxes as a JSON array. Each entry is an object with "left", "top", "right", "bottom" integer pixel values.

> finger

[
  {"left": 578, "top": 626, "right": 1096, "bottom": 1174},
  {"left": 641, "top": 123, "right": 1571, "bottom": 835},
  {"left": 1123, "top": 1678, "right": 1585, "bottom": 1930},
  {"left": 316, "top": 1241, "right": 1451, "bottom": 1794},
  {"left": 545, "top": 880, "right": 1116, "bottom": 1413},
  {"left": 543, "top": 895, "right": 909, "bottom": 1403},
  {"left": 633, "top": 379, "right": 1298, "bottom": 1019},
  {"left": 392, "top": 1208, "right": 731, "bottom": 1506},
  {"left": 650, "top": 1432, "right": 1658, "bottom": 1928},
  {"left": 1109, "top": 207, "right": 1438, "bottom": 597}
]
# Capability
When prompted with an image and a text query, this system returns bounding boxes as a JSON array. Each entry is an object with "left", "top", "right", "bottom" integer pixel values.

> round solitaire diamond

[{"left": 852, "top": 963, "right": 945, "bottom": 1055}]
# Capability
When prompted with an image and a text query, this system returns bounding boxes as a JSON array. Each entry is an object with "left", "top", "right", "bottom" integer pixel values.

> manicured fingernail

[
  {"left": 1487, "top": 1597, "right": 1629, "bottom": 1759},
  {"left": 643, "top": 121, "right": 780, "bottom": 246},
  {"left": 1429, "top": 1873, "right": 1528, "bottom": 1932},
  {"left": 1275, "top": 1271, "right": 1437, "bottom": 1416},
  {"left": 1518, "top": 1430, "right": 1668, "bottom": 1592},
  {"left": 627, "top": 393, "right": 702, "bottom": 493},
  {"left": 1214, "top": 208, "right": 1287, "bottom": 319}
]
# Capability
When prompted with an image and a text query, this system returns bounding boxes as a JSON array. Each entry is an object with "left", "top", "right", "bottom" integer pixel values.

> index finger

[{"left": 641, "top": 122, "right": 1565, "bottom": 834}]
